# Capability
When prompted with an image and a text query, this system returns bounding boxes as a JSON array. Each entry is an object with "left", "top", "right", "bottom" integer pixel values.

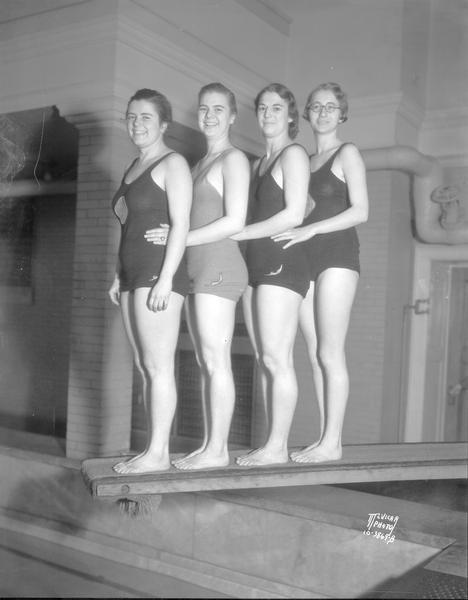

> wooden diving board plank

[
  {"left": 82, "top": 442, "right": 467, "bottom": 498},
  {"left": 81, "top": 442, "right": 467, "bottom": 498}
]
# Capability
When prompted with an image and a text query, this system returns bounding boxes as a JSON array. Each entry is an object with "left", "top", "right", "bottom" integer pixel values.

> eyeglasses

[{"left": 308, "top": 102, "right": 341, "bottom": 114}]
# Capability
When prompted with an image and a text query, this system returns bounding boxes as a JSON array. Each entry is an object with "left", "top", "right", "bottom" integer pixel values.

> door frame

[
  {"left": 444, "top": 265, "right": 468, "bottom": 441},
  {"left": 405, "top": 242, "right": 468, "bottom": 441}
]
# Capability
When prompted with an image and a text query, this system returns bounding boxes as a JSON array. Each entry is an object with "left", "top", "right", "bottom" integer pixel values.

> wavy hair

[
  {"left": 127, "top": 88, "right": 173, "bottom": 124},
  {"left": 255, "top": 83, "right": 300, "bottom": 139},
  {"left": 303, "top": 82, "right": 348, "bottom": 123}
]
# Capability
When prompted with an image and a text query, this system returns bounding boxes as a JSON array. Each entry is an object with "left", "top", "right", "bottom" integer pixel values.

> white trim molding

[
  {"left": 420, "top": 106, "right": 468, "bottom": 161},
  {"left": 405, "top": 242, "right": 468, "bottom": 441},
  {"left": 233, "top": 0, "right": 292, "bottom": 35}
]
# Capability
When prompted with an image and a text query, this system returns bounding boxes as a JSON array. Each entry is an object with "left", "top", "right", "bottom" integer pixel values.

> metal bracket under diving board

[{"left": 81, "top": 442, "right": 467, "bottom": 498}]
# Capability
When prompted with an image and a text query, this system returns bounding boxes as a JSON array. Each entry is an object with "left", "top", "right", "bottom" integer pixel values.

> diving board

[{"left": 81, "top": 442, "right": 467, "bottom": 498}]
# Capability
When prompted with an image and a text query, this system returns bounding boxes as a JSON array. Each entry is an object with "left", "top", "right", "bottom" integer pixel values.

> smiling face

[
  {"left": 256, "top": 91, "right": 292, "bottom": 139},
  {"left": 125, "top": 99, "right": 167, "bottom": 149},
  {"left": 307, "top": 89, "right": 342, "bottom": 134},
  {"left": 198, "top": 90, "right": 235, "bottom": 140}
]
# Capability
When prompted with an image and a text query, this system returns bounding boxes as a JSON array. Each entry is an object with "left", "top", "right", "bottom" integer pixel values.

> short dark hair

[
  {"left": 127, "top": 89, "right": 172, "bottom": 124},
  {"left": 198, "top": 82, "right": 237, "bottom": 116},
  {"left": 254, "top": 83, "right": 300, "bottom": 139},
  {"left": 303, "top": 82, "right": 348, "bottom": 123}
]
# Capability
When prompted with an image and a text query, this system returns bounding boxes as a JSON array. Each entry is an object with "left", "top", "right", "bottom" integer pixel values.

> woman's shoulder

[
  {"left": 223, "top": 146, "right": 247, "bottom": 158},
  {"left": 222, "top": 146, "right": 250, "bottom": 169},
  {"left": 338, "top": 142, "right": 360, "bottom": 158},
  {"left": 337, "top": 142, "right": 365, "bottom": 168},
  {"left": 149, "top": 150, "right": 191, "bottom": 187},
  {"left": 280, "top": 143, "right": 309, "bottom": 167},
  {"left": 164, "top": 149, "right": 189, "bottom": 164},
  {"left": 282, "top": 142, "right": 309, "bottom": 159},
  {"left": 157, "top": 150, "right": 190, "bottom": 172}
]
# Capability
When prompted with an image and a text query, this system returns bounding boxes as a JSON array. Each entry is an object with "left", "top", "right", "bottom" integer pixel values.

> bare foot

[
  {"left": 235, "top": 447, "right": 289, "bottom": 467},
  {"left": 112, "top": 453, "right": 141, "bottom": 473},
  {"left": 113, "top": 452, "right": 170, "bottom": 474},
  {"left": 290, "top": 440, "right": 321, "bottom": 461},
  {"left": 174, "top": 449, "right": 229, "bottom": 471},
  {"left": 235, "top": 447, "right": 261, "bottom": 466},
  {"left": 291, "top": 444, "right": 342, "bottom": 464},
  {"left": 172, "top": 444, "right": 206, "bottom": 468}
]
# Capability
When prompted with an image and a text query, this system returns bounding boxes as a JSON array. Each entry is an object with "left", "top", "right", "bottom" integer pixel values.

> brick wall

[{"left": 65, "top": 120, "right": 133, "bottom": 459}]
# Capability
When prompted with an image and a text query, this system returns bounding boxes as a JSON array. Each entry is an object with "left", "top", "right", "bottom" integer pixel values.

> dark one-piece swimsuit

[
  {"left": 246, "top": 144, "right": 311, "bottom": 298},
  {"left": 112, "top": 153, "right": 189, "bottom": 295},
  {"left": 304, "top": 143, "right": 360, "bottom": 281}
]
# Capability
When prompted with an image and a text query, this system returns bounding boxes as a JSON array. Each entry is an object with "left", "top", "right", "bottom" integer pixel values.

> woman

[
  {"left": 272, "top": 82, "right": 369, "bottom": 463},
  {"left": 109, "top": 88, "right": 192, "bottom": 474},
  {"left": 146, "top": 83, "right": 250, "bottom": 470},
  {"left": 232, "top": 83, "right": 310, "bottom": 467}
]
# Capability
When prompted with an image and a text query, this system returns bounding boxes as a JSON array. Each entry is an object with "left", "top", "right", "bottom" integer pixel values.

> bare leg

[
  {"left": 290, "top": 282, "right": 324, "bottom": 459},
  {"left": 242, "top": 286, "right": 270, "bottom": 435},
  {"left": 236, "top": 285, "right": 302, "bottom": 467},
  {"left": 292, "top": 268, "right": 358, "bottom": 463},
  {"left": 172, "top": 295, "right": 209, "bottom": 467},
  {"left": 113, "top": 291, "right": 144, "bottom": 471},
  {"left": 113, "top": 288, "right": 184, "bottom": 474},
  {"left": 176, "top": 293, "right": 236, "bottom": 470}
]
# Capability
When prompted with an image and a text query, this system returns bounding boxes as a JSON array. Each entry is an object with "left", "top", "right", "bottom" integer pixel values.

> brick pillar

[{"left": 65, "top": 114, "right": 134, "bottom": 459}]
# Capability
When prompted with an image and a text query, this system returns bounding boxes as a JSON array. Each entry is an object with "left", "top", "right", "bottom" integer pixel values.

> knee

[
  {"left": 133, "top": 353, "right": 151, "bottom": 379},
  {"left": 307, "top": 348, "right": 321, "bottom": 371},
  {"left": 318, "top": 346, "right": 345, "bottom": 371},
  {"left": 141, "top": 356, "right": 174, "bottom": 379},
  {"left": 261, "top": 348, "right": 291, "bottom": 374},
  {"left": 133, "top": 358, "right": 145, "bottom": 377},
  {"left": 200, "top": 347, "right": 231, "bottom": 376}
]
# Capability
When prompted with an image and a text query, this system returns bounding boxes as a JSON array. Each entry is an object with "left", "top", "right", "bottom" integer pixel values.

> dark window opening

[
  {"left": 131, "top": 349, "right": 254, "bottom": 451},
  {"left": 0, "top": 197, "right": 35, "bottom": 288}
]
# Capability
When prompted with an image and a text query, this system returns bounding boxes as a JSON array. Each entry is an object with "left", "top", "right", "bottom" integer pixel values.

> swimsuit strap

[
  {"left": 330, "top": 142, "right": 352, "bottom": 162},
  {"left": 255, "top": 155, "right": 266, "bottom": 178},
  {"left": 193, "top": 148, "right": 235, "bottom": 183},
  {"left": 121, "top": 157, "right": 139, "bottom": 184},
  {"left": 324, "top": 143, "right": 352, "bottom": 167},
  {"left": 328, "top": 142, "right": 356, "bottom": 174},
  {"left": 123, "top": 151, "right": 176, "bottom": 185},
  {"left": 257, "top": 143, "right": 305, "bottom": 178},
  {"left": 149, "top": 151, "right": 177, "bottom": 169},
  {"left": 310, "top": 143, "right": 352, "bottom": 175}
]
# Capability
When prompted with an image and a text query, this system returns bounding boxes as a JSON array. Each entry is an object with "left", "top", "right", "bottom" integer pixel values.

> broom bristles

[{"left": 117, "top": 494, "right": 162, "bottom": 518}]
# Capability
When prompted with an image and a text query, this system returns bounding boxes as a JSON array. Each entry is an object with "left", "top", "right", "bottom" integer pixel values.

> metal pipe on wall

[
  {"left": 362, "top": 145, "right": 468, "bottom": 245},
  {"left": 0, "top": 180, "right": 77, "bottom": 198}
]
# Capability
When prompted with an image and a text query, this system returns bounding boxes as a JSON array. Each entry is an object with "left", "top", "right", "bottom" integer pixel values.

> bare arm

[
  {"left": 272, "top": 143, "right": 369, "bottom": 247},
  {"left": 232, "top": 144, "right": 309, "bottom": 241},
  {"left": 109, "top": 262, "right": 121, "bottom": 306},
  {"left": 159, "top": 153, "right": 192, "bottom": 279},
  {"left": 148, "top": 153, "right": 192, "bottom": 310}
]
